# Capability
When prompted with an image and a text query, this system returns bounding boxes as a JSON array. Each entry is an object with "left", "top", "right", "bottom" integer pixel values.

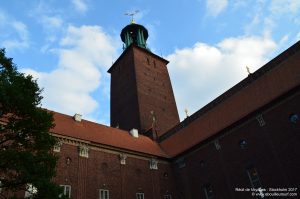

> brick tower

[{"left": 108, "top": 22, "right": 179, "bottom": 138}]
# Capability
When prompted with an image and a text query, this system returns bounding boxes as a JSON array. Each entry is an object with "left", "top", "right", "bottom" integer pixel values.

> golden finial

[
  {"left": 246, "top": 66, "right": 251, "bottom": 75},
  {"left": 124, "top": 10, "right": 139, "bottom": 24},
  {"left": 184, "top": 108, "right": 189, "bottom": 118}
]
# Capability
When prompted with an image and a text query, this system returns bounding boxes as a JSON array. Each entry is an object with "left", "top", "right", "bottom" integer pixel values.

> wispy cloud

[
  {"left": 206, "top": 0, "right": 228, "bottom": 17},
  {"left": 0, "top": 10, "right": 29, "bottom": 50},
  {"left": 22, "top": 25, "right": 118, "bottom": 122},
  {"left": 40, "top": 15, "right": 63, "bottom": 29},
  {"left": 71, "top": 0, "right": 88, "bottom": 13},
  {"left": 269, "top": 0, "right": 300, "bottom": 15}
]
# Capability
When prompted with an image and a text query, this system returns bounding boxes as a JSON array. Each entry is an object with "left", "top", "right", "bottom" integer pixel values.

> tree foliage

[{"left": 0, "top": 49, "right": 64, "bottom": 198}]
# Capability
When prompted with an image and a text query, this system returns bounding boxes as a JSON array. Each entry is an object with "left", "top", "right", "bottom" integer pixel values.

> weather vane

[{"left": 124, "top": 10, "right": 139, "bottom": 23}]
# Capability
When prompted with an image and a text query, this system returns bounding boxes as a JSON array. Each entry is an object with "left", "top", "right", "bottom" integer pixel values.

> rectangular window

[
  {"left": 164, "top": 194, "right": 172, "bottom": 199},
  {"left": 99, "top": 189, "right": 109, "bottom": 199},
  {"left": 24, "top": 184, "right": 38, "bottom": 198},
  {"left": 246, "top": 167, "right": 262, "bottom": 188},
  {"left": 136, "top": 192, "right": 144, "bottom": 199},
  {"left": 203, "top": 184, "right": 213, "bottom": 199},
  {"left": 0, "top": 180, "right": 2, "bottom": 193},
  {"left": 60, "top": 185, "right": 71, "bottom": 198}
]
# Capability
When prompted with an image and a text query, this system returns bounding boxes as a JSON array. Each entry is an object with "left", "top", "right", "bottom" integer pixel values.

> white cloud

[
  {"left": 270, "top": 0, "right": 300, "bottom": 15},
  {"left": 41, "top": 15, "right": 63, "bottom": 29},
  {"left": 206, "top": 0, "right": 228, "bottom": 17},
  {"left": 167, "top": 35, "right": 276, "bottom": 120},
  {"left": 22, "top": 25, "right": 118, "bottom": 120},
  {"left": 71, "top": 0, "right": 88, "bottom": 13},
  {"left": 0, "top": 11, "right": 29, "bottom": 50}
]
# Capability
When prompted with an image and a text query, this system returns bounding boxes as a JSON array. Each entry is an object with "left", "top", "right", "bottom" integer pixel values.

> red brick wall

[{"left": 54, "top": 144, "right": 178, "bottom": 199}]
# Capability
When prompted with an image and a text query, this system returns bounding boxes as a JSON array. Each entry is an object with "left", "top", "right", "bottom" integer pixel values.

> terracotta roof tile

[{"left": 51, "top": 111, "right": 168, "bottom": 158}]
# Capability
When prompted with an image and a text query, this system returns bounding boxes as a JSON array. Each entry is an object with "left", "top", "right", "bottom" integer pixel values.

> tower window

[
  {"left": 203, "top": 184, "right": 213, "bottom": 199},
  {"left": 136, "top": 192, "right": 144, "bottom": 199},
  {"left": 289, "top": 113, "right": 299, "bottom": 124},
  {"left": 60, "top": 185, "right": 71, "bottom": 198},
  {"left": 153, "top": 60, "right": 156, "bottom": 68},
  {"left": 146, "top": 57, "right": 150, "bottom": 65},
  {"left": 99, "top": 189, "right": 109, "bottom": 199},
  {"left": 164, "top": 194, "right": 172, "bottom": 199}
]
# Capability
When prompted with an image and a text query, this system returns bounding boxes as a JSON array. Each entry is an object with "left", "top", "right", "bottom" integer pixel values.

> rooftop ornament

[{"left": 124, "top": 10, "right": 139, "bottom": 24}]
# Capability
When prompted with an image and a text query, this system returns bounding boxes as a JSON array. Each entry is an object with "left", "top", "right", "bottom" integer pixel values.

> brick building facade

[{"left": 19, "top": 22, "right": 300, "bottom": 198}]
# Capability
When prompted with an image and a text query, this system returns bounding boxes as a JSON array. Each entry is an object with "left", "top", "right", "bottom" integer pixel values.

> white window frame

[
  {"left": 99, "top": 189, "right": 109, "bottom": 199},
  {"left": 24, "top": 184, "right": 38, "bottom": 198},
  {"left": 60, "top": 185, "right": 71, "bottom": 198},
  {"left": 136, "top": 192, "right": 144, "bottom": 199},
  {"left": 164, "top": 194, "right": 172, "bottom": 199}
]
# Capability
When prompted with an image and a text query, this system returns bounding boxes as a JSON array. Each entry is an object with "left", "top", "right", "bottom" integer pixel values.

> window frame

[
  {"left": 60, "top": 184, "right": 71, "bottom": 198},
  {"left": 203, "top": 184, "right": 213, "bottom": 199},
  {"left": 136, "top": 192, "right": 144, "bottom": 199},
  {"left": 99, "top": 189, "right": 109, "bottom": 199},
  {"left": 164, "top": 194, "right": 172, "bottom": 199},
  {"left": 246, "top": 167, "right": 262, "bottom": 189}
]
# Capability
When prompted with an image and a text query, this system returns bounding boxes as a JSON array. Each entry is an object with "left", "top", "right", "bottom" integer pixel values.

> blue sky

[{"left": 1, "top": 0, "right": 299, "bottom": 125}]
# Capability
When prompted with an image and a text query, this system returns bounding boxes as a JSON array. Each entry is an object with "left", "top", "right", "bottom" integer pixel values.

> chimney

[
  {"left": 129, "top": 128, "right": 139, "bottom": 138},
  {"left": 74, "top": 114, "right": 82, "bottom": 122}
]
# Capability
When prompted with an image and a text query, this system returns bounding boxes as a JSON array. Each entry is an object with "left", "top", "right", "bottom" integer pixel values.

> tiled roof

[
  {"left": 51, "top": 111, "right": 169, "bottom": 158},
  {"left": 159, "top": 40, "right": 300, "bottom": 157}
]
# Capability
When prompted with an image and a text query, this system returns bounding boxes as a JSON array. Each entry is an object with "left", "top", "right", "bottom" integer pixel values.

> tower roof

[{"left": 120, "top": 23, "right": 149, "bottom": 50}]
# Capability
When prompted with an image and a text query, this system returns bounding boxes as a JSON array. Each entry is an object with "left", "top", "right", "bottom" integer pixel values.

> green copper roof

[{"left": 120, "top": 23, "right": 149, "bottom": 50}]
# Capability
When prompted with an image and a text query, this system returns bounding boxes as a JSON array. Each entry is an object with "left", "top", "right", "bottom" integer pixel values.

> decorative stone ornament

[
  {"left": 119, "top": 153, "right": 127, "bottom": 165},
  {"left": 78, "top": 145, "right": 89, "bottom": 158},
  {"left": 53, "top": 141, "right": 62, "bottom": 152},
  {"left": 149, "top": 158, "right": 158, "bottom": 170}
]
